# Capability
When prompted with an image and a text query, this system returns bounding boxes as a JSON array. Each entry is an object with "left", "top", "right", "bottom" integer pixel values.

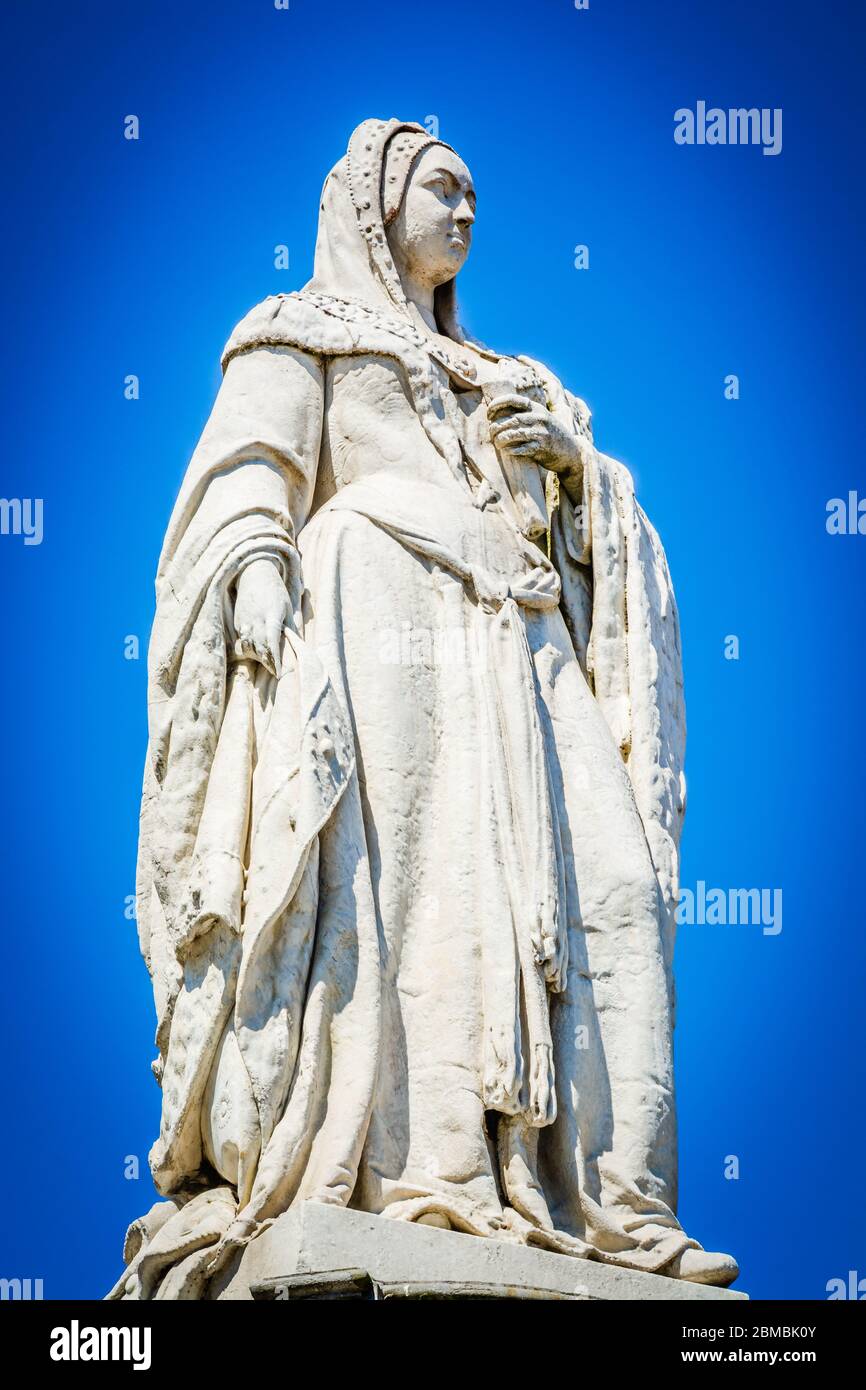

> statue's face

[{"left": 388, "top": 145, "right": 476, "bottom": 291}]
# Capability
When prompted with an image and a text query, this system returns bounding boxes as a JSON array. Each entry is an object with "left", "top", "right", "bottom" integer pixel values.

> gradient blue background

[{"left": 2, "top": 0, "right": 863, "bottom": 1301}]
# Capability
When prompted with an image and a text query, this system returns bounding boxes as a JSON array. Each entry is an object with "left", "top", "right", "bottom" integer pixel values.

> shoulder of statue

[
  {"left": 220, "top": 292, "right": 357, "bottom": 371},
  {"left": 221, "top": 290, "right": 429, "bottom": 373}
]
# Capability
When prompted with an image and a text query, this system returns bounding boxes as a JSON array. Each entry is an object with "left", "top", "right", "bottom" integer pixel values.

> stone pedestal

[{"left": 215, "top": 1203, "right": 748, "bottom": 1302}]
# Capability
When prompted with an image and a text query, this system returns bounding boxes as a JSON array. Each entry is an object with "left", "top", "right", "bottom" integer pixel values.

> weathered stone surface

[{"left": 216, "top": 1205, "right": 748, "bottom": 1303}]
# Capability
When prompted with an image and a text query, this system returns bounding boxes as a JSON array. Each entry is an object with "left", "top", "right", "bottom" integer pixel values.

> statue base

[{"left": 214, "top": 1202, "right": 747, "bottom": 1302}]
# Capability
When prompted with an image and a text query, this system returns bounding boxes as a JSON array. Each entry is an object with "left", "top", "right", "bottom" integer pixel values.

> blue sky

[{"left": 1, "top": 0, "right": 864, "bottom": 1300}]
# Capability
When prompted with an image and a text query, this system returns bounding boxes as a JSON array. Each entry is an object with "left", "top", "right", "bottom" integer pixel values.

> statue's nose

[{"left": 455, "top": 197, "right": 475, "bottom": 230}]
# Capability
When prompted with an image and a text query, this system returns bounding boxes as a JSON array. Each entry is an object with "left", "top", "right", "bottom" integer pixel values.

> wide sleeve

[
  {"left": 137, "top": 343, "right": 326, "bottom": 1052},
  {"left": 156, "top": 345, "right": 325, "bottom": 613}
]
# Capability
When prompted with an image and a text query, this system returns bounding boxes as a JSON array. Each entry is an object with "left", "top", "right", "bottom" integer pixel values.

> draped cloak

[{"left": 109, "top": 119, "right": 695, "bottom": 1301}]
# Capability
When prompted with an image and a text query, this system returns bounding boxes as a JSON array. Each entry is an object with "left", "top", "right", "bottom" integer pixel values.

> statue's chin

[{"left": 430, "top": 251, "right": 467, "bottom": 287}]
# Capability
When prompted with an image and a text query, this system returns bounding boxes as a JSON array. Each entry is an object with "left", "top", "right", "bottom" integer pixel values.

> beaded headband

[{"left": 345, "top": 118, "right": 458, "bottom": 312}]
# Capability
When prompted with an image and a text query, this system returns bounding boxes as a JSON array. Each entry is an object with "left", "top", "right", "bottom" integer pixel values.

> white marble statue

[{"left": 109, "top": 119, "right": 738, "bottom": 1299}]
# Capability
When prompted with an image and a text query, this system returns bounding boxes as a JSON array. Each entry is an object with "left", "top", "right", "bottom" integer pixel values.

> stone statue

[{"left": 109, "top": 118, "right": 738, "bottom": 1300}]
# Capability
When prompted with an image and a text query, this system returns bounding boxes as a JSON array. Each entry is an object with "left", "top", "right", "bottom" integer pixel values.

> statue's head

[
  {"left": 309, "top": 120, "right": 476, "bottom": 340},
  {"left": 386, "top": 143, "right": 476, "bottom": 293}
]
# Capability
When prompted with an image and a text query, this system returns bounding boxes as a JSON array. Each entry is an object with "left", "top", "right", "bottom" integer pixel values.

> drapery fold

[
  {"left": 548, "top": 441, "right": 686, "bottom": 992},
  {"left": 311, "top": 478, "right": 568, "bottom": 1127}
]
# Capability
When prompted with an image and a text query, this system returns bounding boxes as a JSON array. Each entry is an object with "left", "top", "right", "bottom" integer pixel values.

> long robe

[{"left": 110, "top": 120, "right": 695, "bottom": 1300}]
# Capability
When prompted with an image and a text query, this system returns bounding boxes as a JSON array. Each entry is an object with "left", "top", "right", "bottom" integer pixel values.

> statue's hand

[
  {"left": 487, "top": 394, "right": 586, "bottom": 502},
  {"left": 232, "top": 558, "right": 291, "bottom": 678}
]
